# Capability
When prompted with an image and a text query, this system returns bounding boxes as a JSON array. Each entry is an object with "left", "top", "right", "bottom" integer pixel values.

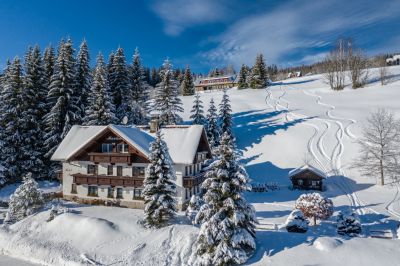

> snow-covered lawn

[{"left": 1, "top": 65, "right": 400, "bottom": 265}]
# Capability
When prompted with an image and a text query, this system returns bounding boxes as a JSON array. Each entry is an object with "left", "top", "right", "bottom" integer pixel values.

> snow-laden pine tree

[
  {"left": 128, "top": 47, "right": 149, "bottom": 125},
  {"left": 181, "top": 65, "right": 195, "bottom": 96},
  {"left": 142, "top": 131, "right": 177, "bottom": 228},
  {"left": 108, "top": 47, "right": 129, "bottom": 121},
  {"left": 4, "top": 173, "right": 44, "bottom": 224},
  {"left": 84, "top": 53, "right": 117, "bottom": 125},
  {"left": 190, "top": 132, "right": 257, "bottom": 266},
  {"left": 44, "top": 39, "right": 81, "bottom": 171},
  {"left": 190, "top": 94, "right": 205, "bottom": 125},
  {"left": 205, "top": 98, "right": 219, "bottom": 150},
  {"left": 75, "top": 39, "right": 92, "bottom": 120},
  {"left": 249, "top": 53, "right": 268, "bottom": 89},
  {"left": 43, "top": 46, "right": 55, "bottom": 89},
  {"left": 237, "top": 64, "right": 249, "bottom": 89},
  {"left": 336, "top": 211, "right": 362, "bottom": 236},
  {"left": 20, "top": 46, "right": 47, "bottom": 179},
  {"left": 0, "top": 57, "right": 24, "bottom": 184},
  {"left": 219, "top": 89, "right": 233, "bottom": 138},
  {"left": 154, "top": 59, "right": 183, "bottom": 125},
  {"left": 150, "top": 67, "right": 159, "bottom": 87}
]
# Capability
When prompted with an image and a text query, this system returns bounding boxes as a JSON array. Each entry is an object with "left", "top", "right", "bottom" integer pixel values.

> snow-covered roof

[
  {"left": 51, "top": 125, "right": 107, "bottom": 161},
  {"left": 159, "top": 125, "right": 205, "bottom": 164},
  {"left": 109, "top": 125, "right": 153, "bottom": 157},
  {"left": 288, "top": 165, "right": 326, "bottom": 178},
  {"left": 51, "top": 124, "right": 208, "bottom": 165}
]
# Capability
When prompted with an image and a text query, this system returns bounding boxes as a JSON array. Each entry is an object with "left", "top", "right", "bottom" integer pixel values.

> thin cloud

[
  {"left": 199, "top": 0, "right": 400, "bottom": 67},
  {"left": 151, "top": 0, "right": 230, "bottom": 36}
]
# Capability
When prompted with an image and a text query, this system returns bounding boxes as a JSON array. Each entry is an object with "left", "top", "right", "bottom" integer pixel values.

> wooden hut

[{"left": 289, "top": 165, "right": 325, "bottom": 191}]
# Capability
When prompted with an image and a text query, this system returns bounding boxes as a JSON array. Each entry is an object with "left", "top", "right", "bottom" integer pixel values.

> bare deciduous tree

[
  {"left": 347, "top": 42, "right": 369, "bottom": 89},
  {"left": 323, "top": 39, "right": 348, "bottom": 90},
  {"left": 377, "top": 55, "right": 389, "bottom": 85},
  {"left": 353, "top": 109, "right": 400, "bottom": 185}
]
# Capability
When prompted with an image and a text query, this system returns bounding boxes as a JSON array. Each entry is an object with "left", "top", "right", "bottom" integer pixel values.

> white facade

[{"left": 53, "top": 125, "right": 211, "bottom": 210}]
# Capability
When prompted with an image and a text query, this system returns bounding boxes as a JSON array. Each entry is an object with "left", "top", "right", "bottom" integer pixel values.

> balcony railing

[
  {"left": 88, "top": 152, "right": 132, "bottom": 164},
  {"left": 183, "top": 172, "right": 206, "bottom": 188},
  {"left": 72, "top": 173, "right": 144, "bottom": 187}
]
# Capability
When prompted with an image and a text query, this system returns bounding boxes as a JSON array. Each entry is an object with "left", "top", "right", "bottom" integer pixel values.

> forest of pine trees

[{"left": 0, "top": 38, "right": 198, "bottom": 185}]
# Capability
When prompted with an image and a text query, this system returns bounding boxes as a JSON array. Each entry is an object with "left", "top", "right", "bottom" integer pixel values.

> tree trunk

[
  {"left": 380, "top": 158, "right": 384, "bottom": 186},
  {"left": 313, "top": 216, "right": 317, "bottom": 226}
]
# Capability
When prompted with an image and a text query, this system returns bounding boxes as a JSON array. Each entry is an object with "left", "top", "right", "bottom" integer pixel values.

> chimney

[{"left": 149, "top": 116, "right": 159, "bottom": 133}]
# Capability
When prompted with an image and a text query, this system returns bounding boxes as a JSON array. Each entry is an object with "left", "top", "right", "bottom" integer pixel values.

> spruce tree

[
  {"left": 43, "top": 46, "right": 55, "bottom": 89},
  {"left": 108, "top": 47, "right": 129, "bottom": 121},
  {"left": 20, "top": 46, "right": 47, "bottom": 179},
  {"left": 190, "top": 132, "right": 256, "bottom": 265},
  {"left": 219, "top": 89, "right": 233, "bottom": 138},
  {"left": 154, "top": 59, "right": 183, "bottom": 125},
  {"left": 150, "top": 67, "right": 159, "bottom": 87},
  {"left": 0, "top": 57, "right": 24, "bottom": 183},
  {"left": 128, "top": 47, "right": 149, "bottom": 125},
  {"left": 44, "top": 39, "right": 80, "bottom": 169},
  {"left": 76, "top": 40, "right": 92, "bottom": 119},
  {"left": 249, "top": 53, "right": 268, "bottom": 89},
  {"left": 190, "top": 94, "right": 205, "bottom": 125},
  {"left": 205, "top": 98, "right": 219, "bottom": 149},
  {"left": 237, "top": 64, "right": 249, "bottom": 89},
  {"left": 142, "top": 131, "right": 177, "bottom": 228},
  {"left": 84, "top": 53, "right": 117, "bottom": 125},
  {"left": 4, "top": 173, "right": 44, "bottom": 224},
  {"left": 181, "top": 65, "right": 195, "bottom": 96}
]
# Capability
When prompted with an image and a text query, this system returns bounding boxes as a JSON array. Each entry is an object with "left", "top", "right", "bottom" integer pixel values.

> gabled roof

[
  {"left": 159, "top": 125, "right": 207, "bottom": 164},
  {"left": 288, "top": 165, "right": 326, "bottom": 178},
  {"left": 51, "top": 125, "right": 107, "bottom": 161},
  {"left": 51, "top": 124, "right": 210, "bottom": 165}
]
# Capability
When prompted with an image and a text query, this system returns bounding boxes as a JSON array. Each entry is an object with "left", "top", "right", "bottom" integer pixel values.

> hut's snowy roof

[
  {"left": 288, "top": 165, "right": 326, "bottom": 178},
  {"left": 51, "top": 124, "right": 207, "bottom": 164}
]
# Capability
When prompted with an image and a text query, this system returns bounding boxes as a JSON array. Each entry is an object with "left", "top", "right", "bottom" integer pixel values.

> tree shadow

[
  {"left": 232, "top": 109, "right": 310, "bottom": 152},
  {"left": 273, "top": 79, "right": 319, "bottom": 86}
]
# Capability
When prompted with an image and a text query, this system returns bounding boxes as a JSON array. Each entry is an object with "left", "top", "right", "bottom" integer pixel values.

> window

[
  {"left": 102, "top": 143, "right": 113, "bottom": 153},
  {"left": 107, "top": 165, "right": 113, "bottom": 176},
  {"left": 87, "top": 165, "right": 98, "bottom": 175},
  {"left": 133, "top": 188, "right": 142, "bottom": 199},
  {"left": 185, "top": 188, "right": 188, "bottom": 200},
  {"left": 71, "top": 184, "right": 77, "bottom": 194},
  {"left": 88, "top": 186, "right": 98, "bottom": 197},
  {"left": 117, "top": 166, "right": 123, "bottom": 176},
  {"left": 312, "top": 181, "right": 318, "bottom": 187},
  {"left": 297, "top": 179, "right": 303, "bottom": 186},
  {"left": 107, "top": 187, "right": 114, "bottom": 198},
  {"left": 132, "top": 166, "right": 145, "bottom": 177},
  {"left": 117, "top": 144, "right": 129, "bottom": 153},
  {"left": 116, "top": 187, "right": 123, "bottom": 199}
]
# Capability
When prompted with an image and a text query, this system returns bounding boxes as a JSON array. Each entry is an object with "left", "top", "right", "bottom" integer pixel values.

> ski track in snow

[{"left": 265, "top": 83, "right": 379, "bottom": 216}]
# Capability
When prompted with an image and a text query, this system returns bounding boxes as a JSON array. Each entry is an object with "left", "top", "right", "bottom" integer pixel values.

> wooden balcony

[
  {"left": 72, "top": 173, "right": 144, "bottom": 187},
  {"left": 88, "top": 152, "right": 132, "bottom": 164},
  {"left": 183, "top": 172, "right": 206, "bottom": 188}
]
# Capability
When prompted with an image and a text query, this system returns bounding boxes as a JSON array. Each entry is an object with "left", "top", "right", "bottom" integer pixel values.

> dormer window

[
  {"left": 117, "top": 144, "right": 129, "bottom": 153},
  {"left": 102, "top": 143, "right": 113, "bottom": 153}
]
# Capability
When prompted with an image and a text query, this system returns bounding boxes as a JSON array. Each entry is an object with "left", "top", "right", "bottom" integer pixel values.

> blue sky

[{"left": 0, "top": 0, "right": 399, "bottom": 73}]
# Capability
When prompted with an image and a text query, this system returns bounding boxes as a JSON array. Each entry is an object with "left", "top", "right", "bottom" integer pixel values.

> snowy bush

[
  {"left": 185, "top": 195, "right": 203, "bottom": 224},
  {"left": 295, "top": 193, "right": 333, "bottom": 225},
  {"left": 4, "top": 173, "right": 44, "bottom": 224},
  {"left": 285, "top": 209, "right": 309, "bottom": 233},
  {"left": 47, "top": 204, "right": 70, "bottom": 222},
  {"left": 336, "top": 211, "right": 362, "bottom": 236}
]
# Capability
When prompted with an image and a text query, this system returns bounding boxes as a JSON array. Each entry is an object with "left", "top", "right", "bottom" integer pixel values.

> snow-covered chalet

[{"left": 51, "top": 124, "right": 212, "bottom": 210}]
